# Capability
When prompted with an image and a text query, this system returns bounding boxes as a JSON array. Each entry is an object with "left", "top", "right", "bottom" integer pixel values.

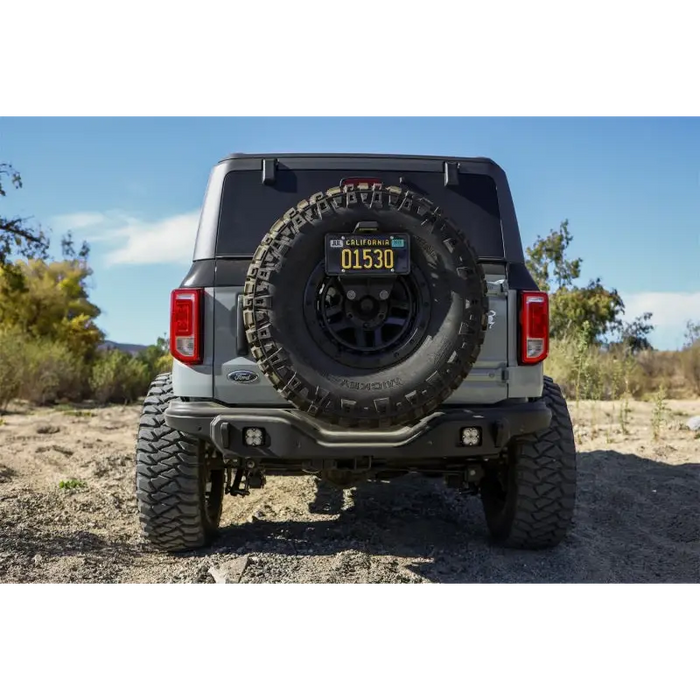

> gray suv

[{"left": 135, "top": 153, "right": 577, "bottom": 553}]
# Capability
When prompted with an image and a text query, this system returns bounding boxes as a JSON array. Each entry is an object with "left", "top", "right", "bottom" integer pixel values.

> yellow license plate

[{"left": 325, "top": 234, "right": 410, "bottom": 276}]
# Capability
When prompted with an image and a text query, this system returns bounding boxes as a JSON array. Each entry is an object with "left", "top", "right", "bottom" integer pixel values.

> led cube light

[
  {"left": 460, "top": 427, "right": 482, "bottom": 446},
  {"left": 243, "top": 427, "right": 265, "bottom": 447}
]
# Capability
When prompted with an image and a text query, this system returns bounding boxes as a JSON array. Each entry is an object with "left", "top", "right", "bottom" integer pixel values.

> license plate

[{"left": 324, "top": 233, "right": 411, "bottom": 276}]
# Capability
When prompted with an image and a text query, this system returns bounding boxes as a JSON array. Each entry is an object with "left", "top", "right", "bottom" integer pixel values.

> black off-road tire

[
  {"left": 135, "top": 373, "right": 224, "bottom": 553},
  {"left": 243, "top": 183, "right": 488, "bottom": 429},
  {"left": 481, "top": 376, "right": 577, "bottom": 549}
]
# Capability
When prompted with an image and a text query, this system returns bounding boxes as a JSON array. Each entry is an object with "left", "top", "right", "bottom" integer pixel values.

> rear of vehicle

[
  {"left": 173, "top": 154, "right": 546, "bottom": 417},
  {"left": 135, "top": 154, "right": 576, "bottom": 554}
]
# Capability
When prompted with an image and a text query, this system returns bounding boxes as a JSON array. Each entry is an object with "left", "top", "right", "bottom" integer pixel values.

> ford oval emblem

[{"left": 227, "top": 370, "right": 259, "bottom": 384}]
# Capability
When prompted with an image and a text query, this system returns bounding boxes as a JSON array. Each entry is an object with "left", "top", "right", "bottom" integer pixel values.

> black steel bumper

[{"left": 164, "top": 400, "right": 551, "bottom": 461}]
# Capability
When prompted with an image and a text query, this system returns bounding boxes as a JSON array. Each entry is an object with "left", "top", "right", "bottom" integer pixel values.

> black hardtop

[{"left": 191, "top": 151, "right": 528, "bottom": 268}]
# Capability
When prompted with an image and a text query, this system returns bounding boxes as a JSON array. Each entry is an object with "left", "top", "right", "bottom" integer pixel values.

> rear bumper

[{"left": 164, "top": 400, "right": 551, "bottom": 461}]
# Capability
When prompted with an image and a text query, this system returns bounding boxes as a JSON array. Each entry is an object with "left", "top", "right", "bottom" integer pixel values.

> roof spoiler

[{"left": 262, "top": 157, "right": 462, "bottom": 188}]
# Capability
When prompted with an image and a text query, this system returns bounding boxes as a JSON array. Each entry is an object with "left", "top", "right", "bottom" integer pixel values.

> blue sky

[{"left": 1, "top": 117, "right": 698, "bottom": 350}]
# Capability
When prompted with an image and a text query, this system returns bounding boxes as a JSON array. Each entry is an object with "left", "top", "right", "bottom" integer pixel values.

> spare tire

[{"left": 242, "top": 183, "right": 488, "bottom": 428}]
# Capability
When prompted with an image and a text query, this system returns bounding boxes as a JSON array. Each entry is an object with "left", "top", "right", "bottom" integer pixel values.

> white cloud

[
  {"left": 621, "top": 291, "right": 700, "bottom": 328},
  {"left": 52, "top": 212, "right": 109, "bottom": 231},
  {"left": 104, "top": 211, "right": 200, "bottom": 265},
  {"left": 50, "top": 210, "right": 200, "bottom": 265},
  {"left": 621, "top": 291, "right": 700, "bottom": 349}
]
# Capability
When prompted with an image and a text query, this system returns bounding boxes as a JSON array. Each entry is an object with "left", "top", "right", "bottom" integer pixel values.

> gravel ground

[{"left": 0, "top": 399, "right": 698, "bottom": 583}]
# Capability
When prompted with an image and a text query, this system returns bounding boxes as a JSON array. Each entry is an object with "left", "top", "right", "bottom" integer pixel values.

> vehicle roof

[{"left": 219, "top": 152, "right": 500, "bottom": 168}]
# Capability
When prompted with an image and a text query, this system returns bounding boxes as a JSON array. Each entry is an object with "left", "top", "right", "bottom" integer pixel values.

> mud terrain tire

[
  {"left": 481, "top": 376, "right": 577, "bottom": 549},
  {"left": 243, "top": 183, "right": 488, "bottom": 428},
  {"left": 135, "top": 373, "right": 224, "bottom": 552}
]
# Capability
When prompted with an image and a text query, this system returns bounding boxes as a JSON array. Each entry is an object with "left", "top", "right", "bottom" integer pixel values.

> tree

[
  {"left": 618, "top": 311, "right": 655, "bottom": 354},
  {"left": 526, "top": 219, "right": 581, "bottom": 292},
  {"left": 0, "top": 159, "right": 103, "bottom": 360},
  {"left": 526, "top": 221, "right": 627, "bottom": 344},
  {"left": 0, "top": 162, "right": 50, "bottom": 279},
  {"left": 684, "top": 320, "right": 700, "bottom": 349},
  {"left": 0, "top": 246, "right": 104, "bottom": 361}
]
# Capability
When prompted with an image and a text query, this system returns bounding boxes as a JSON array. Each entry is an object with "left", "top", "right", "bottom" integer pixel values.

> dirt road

[{"left": 1, "top": 399, "right": 698, "bottom": 583}]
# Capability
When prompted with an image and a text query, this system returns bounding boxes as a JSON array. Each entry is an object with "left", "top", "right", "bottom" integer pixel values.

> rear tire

[
  {"left": 481, "top": 376, "right": 577, "bottom": 549},
  {"left": 135, "top": 373, "right": 225, "bottom": 553},
  {"left": 243, "top": 183, "right": 488, "bottom": 429}
]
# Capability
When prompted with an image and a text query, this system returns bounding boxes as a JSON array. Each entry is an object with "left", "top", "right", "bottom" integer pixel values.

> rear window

[{"left": 216, "top": 169, "right": 504, "bottom": 258}]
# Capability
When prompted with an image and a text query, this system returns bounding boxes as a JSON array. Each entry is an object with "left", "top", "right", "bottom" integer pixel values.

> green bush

[
  {"left": 136, "top": 336, "right": 173, "bottom": 378},
  {"left": 153, "top": 353, "right": 173, "bottom": 375},
  {"left": 0, "top": 328, "right": 172, "bottom": 409},
  {"left": 546, "top": 335, "right": 627, "bottom": 401},
  {"left": 90, "top": 350, "right": 151, "bottom": 403},
  {"left": 21, "top": 336, "right": 87, "bottom": 404},
  {"left": 0, "top": 327, "right": 27, "bottom": 409},
  {"left": 546, "top": 327, "right": 693, "bottom": 401},
  {"left": 0, "top": 328, "right": 87, "bottom": 408}
]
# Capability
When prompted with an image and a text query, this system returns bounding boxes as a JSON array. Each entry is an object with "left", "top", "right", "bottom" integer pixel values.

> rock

[
  {"left": 36, "top": 425, "right": 60, "bottom": 435},
  {"left": 686, "top": 416, "right": 700, "bottom": 432},
  {"left": 32, "top": 554, "right": 43, "bottom": 565},
  {"left": 208, "top": 555, "right": 250, "bottom": 584}
]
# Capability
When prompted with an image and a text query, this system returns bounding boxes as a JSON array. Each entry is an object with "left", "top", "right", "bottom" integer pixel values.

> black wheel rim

[{"left": 303, "top": 261, "right": 431, "bottom": 370}]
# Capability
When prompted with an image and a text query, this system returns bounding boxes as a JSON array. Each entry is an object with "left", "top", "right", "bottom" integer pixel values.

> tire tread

[
  {"left": 486, "top": 376, "right": 577, "bottom": 549},
  {"left": 135, "top": 373, "right": 214, "bottom": 552}
]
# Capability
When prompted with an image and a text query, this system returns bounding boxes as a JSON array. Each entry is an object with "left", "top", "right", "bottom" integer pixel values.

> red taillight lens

[
  {"left": 170, "top": 288, "right": 203, "bottom": 365},
  {"left": 519, "top": 291, "right": 549, "bottom": 364},
  {"left": 340, "top": 177, "right": 383, "bottom": 188}
]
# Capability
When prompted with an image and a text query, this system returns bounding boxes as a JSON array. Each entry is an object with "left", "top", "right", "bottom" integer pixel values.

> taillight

[
  {"left": 340, "top": 177, "right": 383, "bottom": 188},
  {"left": 519, "top": 291, "right": 549, "bottom": 364},
  {"left": 170, "top": 288, "right": 203, "bottom": 365}
]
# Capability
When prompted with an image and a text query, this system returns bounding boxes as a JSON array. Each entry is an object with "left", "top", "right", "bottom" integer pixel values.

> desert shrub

[
  {"left": 90, "top": 350, "right": 151, "bottom": 403},
  {"left": 0, "top": 327, "right": 27, "bottom": 409},
  {"left": 153, "top": 353, "right": 173, "bottom": 375},
  {"left": 20, "top": 336, "right": 87, "bottom": 404},
  {"left": 680, "top": 322, "right": 700, "bottom": 395},
  {"left": 136, "top": 336, "right": 173, "bottom": 379},
  {"left": 0, "top": 328, "right": 172, "bottom": 409},
  {"left": 546, "top": 326, "right": 625, "bottom": 400},
  {"left": 545, "top": 327, "right": 691, "bottom": 401},
  {"left": 680, "top": 345, "right": 700, "bottom": 395},
  {"left": 633, "top": 349, "right": 682, "bottom": 397},
  {"left": 0, "top": 328, "right": 87, "bottom": 408}
]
